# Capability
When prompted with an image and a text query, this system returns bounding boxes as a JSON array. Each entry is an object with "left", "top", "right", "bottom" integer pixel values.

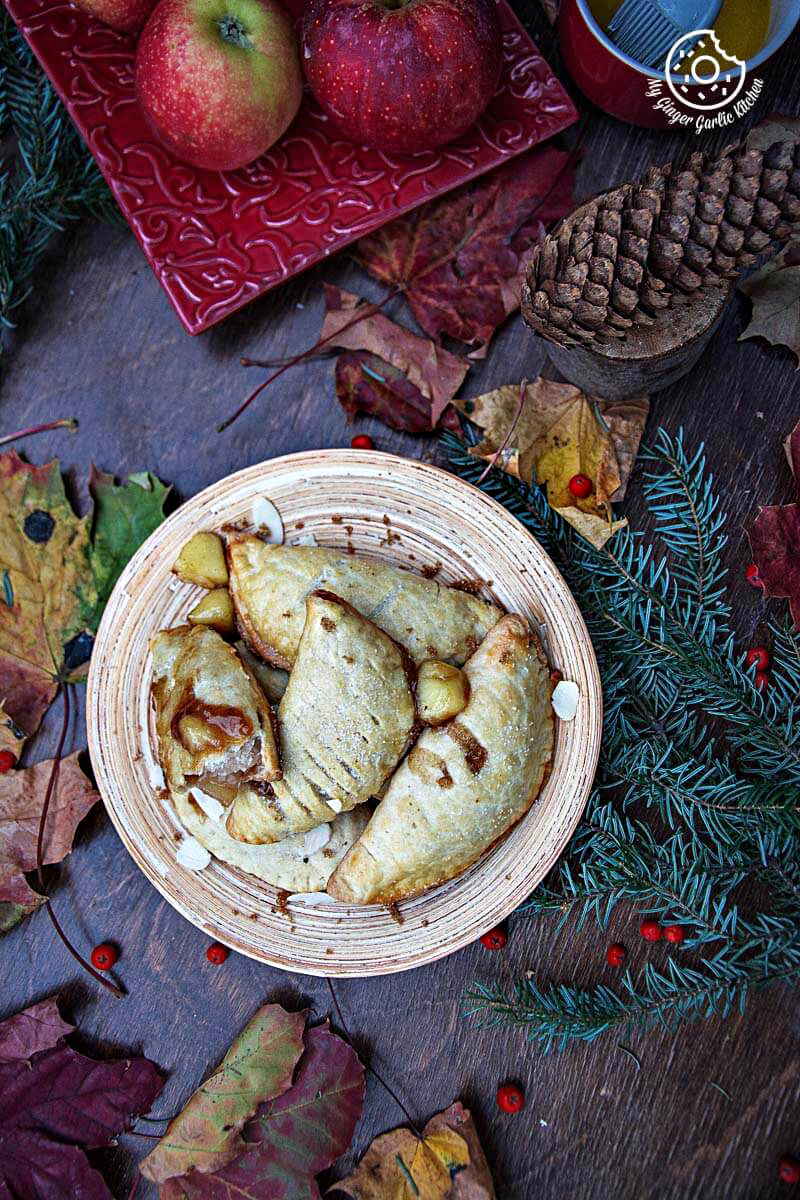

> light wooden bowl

[{"left": 87, "top": 450, "right": 602, "bottom": 977}]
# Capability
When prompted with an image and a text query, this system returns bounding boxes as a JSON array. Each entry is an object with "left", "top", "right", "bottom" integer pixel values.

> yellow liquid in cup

[{"left": 588, "top": 0, "right": 771, "bottom": 63}]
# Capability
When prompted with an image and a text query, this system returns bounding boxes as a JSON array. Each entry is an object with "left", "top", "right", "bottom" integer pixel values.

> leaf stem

[
  {"left": 476, "top": 379, "right": 527, "bottom": 484},
  {"left": 35, "top": 684, "right": 124, "bottom": 999},
  {"left": 219, "top": 289, "right": 399, "bottom": 431},
  {"left": 326, "top": 978, "right": 423, "bottom": 1139},
  {"left": 0, "top": 417, "right": 78, "bottom": 448}
]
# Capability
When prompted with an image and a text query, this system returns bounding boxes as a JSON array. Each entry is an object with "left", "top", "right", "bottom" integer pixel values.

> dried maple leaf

[
  {"left": 160, "top": 1020, "right": 365, "bottom": 1199},
  {"left": 140, "top": 1004, "right": 307, "bottom": 1184},
  {"left": 0, "top": 750, "right": 98, "bottom": 930},
  {"left": 322, "top": 286, "right": 469, "bottom": 427},
  {"left": 738, "top": 243, "right": 800, "bottom": 365},
  {"left": 336, "top": 351, "right": 461, "bottom": 434},
  {"left": 0, "top": 453, "right": 169, "bottom": 743},
  {"left": 748, "top": 419, "right": 800, "bottom": 629},
  {"left": 0, "top": 995, "right": 72, "bottom": 1061},
  {"left": 356, "top": 145, "right": 575, "bottom": 356},
  {"left": 0, "top": 699, "right": 25, "bottom": 760},
  {"left": 0, "top": 453, "right": 95, "bottom": 738},
  {"left": 0, "top": 994, "right": 163, "bottom": 1199},
  {"left": 87, "top": 467, "right": 172, "bottom": 627},
  {"left": 456, "top": 378, "right": 648, "bottom": 548},
  {"left": 333, "top": 1101, "right": 494, "bottom": 1200}
]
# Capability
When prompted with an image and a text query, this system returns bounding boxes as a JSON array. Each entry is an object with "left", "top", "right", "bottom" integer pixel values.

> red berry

[
  {"left": 480, "top": 927, "right": 507, "bottom": 950},
  {"left": 745, "top": 562, "right": 763, "bottom": 588},
  {"left": 568, "top": 473, "right": 592, "bottom": 499},
  {"left": 206, "top": 942, "right": 229, "bottom": 965},
  {"left": 0, "top": 750, "right": 15, "bottom": 773},
  {"left": 779, "top": 1155, "right": 800, "bottom": 1185},
  {"left": 755, "top": 670, "right": 769, "bottom": 692},
  {"left": 640, "top": 919, "right": 662, "bottom": 942},
  {"left": 664, "top": 924, "right": 685, "bottom": 944},
  {"left": 745, "top": 647, "right": 770, "bottom": 671},
  {"left": 90, "top": 943, "right": 118, "bottom": 971},
  {"left": 350, "top": 434, "right": 375, "bottom": 451},
  {"left": 497, "top": 1083, "right": 524, "bottom": 1113},
  {"left": 606, "top": 942, "right": 627, "bottom": 967}
]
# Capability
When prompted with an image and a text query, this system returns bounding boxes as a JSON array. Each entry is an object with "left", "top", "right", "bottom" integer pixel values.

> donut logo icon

[{"left": 665, "top": 30, "right": 747, "bottom": 112}]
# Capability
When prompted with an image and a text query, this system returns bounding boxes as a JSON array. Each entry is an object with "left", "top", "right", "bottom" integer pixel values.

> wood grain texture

[
  {"left": 87, "top": 451, "right": 600, "bottom": 974},
  {"left": 1, "top": 5, "right": 800, "bottom": 1197}
]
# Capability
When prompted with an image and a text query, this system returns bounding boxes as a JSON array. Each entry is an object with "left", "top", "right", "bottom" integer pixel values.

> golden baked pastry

[
  {"left": 227, "top": 538, "right": 501, "bottom": 668},
  {"left": 327, "top": 615, "right": 553, "bottom": 904},
  {"left": 150, "top": 625, "right": 280, "bottom": 794},
  {"left": 226, "top": 590, "right": 417, "bottom": 844},
  {"left": 172, "top": 787, "right": 370, "bottom": 892}
]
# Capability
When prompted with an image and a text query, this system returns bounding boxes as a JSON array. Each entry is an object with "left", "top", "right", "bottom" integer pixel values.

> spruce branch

[
  {"left": 444, "top": 426, "right": 800, "bottom": 1049},
  {"left": 0, "top": 12, "right": 118, "bottom": 350}
]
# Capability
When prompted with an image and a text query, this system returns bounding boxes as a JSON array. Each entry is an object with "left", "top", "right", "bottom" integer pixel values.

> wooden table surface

[{"left": 2, "top": 7, "right": 800, "bottom": 1198}]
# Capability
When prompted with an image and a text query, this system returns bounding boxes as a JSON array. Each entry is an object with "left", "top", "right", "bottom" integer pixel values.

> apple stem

[{"left": 216, "top": 15, "right": 253, "bottom": 48}]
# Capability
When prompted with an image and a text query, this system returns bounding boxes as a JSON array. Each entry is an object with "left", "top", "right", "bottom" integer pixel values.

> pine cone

[{"left": 522, "top": 135, "right": 800, "bottom": 348}]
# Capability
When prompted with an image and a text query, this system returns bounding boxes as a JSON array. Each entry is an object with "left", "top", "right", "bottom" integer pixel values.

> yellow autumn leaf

[
  {"left": 333, "top": 1101, "right": 494, "bottom": 1200},
  {"left": 0, "top": 701, "right": 25, "bottom": 759},
  {"left": 553, "top": 506, "right": 628, "bottom": 551},
  {"left": 455, "top": 377, "right": 647, "bottom": 548}
]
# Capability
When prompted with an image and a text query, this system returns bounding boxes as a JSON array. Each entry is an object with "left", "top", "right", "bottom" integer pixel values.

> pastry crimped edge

[{"left": 327, "top": 615, "right": 555, "bottom": 905}]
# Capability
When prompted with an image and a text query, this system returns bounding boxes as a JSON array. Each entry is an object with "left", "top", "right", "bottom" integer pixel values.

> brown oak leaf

[
  {"left": 336, "top": 351, "right": 461, "bottom": 434},
  {"left": 356, "top": 145, "right": 575, "bottom": 356},
  {"left": 140, "top": 1004, "right": 306, "bottom": 1184},
  {"left": 456, "top": 378, "right": 648, "bottom": 548},
  {"left": 332, "top": 1101, "right": 495, "bottom": 1200},
  {"left": 0, "top": 751, "right": 98, "bottom": 920},
  {"left": 322, "top": 286, "right": 469, "bottom": 427},
  {"left": 738, "top": 243, "right": 800, "bottom": 365},
  {"left": 748, "top": 419, "right": 800, "bottom": 629}
]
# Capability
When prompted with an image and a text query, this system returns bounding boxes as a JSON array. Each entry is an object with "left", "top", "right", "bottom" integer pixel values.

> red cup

[{"left": 560, "top": 0, "right": 800, "bottom": 128}]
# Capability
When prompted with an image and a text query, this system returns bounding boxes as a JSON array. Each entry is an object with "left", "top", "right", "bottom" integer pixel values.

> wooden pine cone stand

[{"left": 521, "top": 126, "right": 800, "bottom": 398}]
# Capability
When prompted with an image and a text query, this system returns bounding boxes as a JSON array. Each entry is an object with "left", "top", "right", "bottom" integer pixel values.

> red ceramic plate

[{"left": 7, "top": 0, "right": 578, "bottom": 334}]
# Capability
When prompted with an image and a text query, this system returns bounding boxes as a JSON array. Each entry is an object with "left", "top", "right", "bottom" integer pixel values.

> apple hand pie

[
  {"left": 226, "top": 590, "right": 417, "bottom": 844},
  {"left": 172, "top": 787, "right": 370, "bottom": 893},
  {"left": 327, "top": 615, "right": 554, "bottom": 904},
  {"left": 227, "top": 538, "right": 501, "bottom": 669},
  {"left": 150, "top": 625, "right": 281, "bottom": 795}
]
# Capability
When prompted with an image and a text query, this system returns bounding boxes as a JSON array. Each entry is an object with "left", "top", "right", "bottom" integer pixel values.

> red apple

[
  {"left": 301, "top": 0, "right": 503, "bottom": 154},
  {"left": 72, "top": 0, "right": 158, "bottom": 34},
  {"left": 135, "top": 0, "right": 303, "bottom": 171}
]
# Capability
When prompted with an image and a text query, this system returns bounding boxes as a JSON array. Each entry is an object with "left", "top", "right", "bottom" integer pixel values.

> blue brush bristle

[{"left": 608, "top": 0, "right": 721, "bottom": 70}]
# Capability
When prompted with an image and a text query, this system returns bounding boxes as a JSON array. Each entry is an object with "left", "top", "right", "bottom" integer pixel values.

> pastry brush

[{"left": 607, "top": 0, "right": 722, "bottom": 69}]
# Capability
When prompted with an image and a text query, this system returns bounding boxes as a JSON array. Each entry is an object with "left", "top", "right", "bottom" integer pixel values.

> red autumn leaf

[
  {"left": 0, "top": 751, "right": 99, "bottom": 919},
  {"left": 336, "top": 351, "right": 461, "bottom": 434},
  {"left": 0, "top": 995, "right": 163, "bottom": 1200},
  {"left": 356, "top": 144, "right": 576, "bottom": 356},
  {"left": 160, "top": 1021, "right": 365, "bottom": 1199},
  {"left": 748, "top": 419, "right": 800, "bottom": 629},
  {"left": 0, "top": 995, "right": 72, "bottom": 1062},
  {"left": 322, "top": 285, "right": 469, "bottom": 427}
]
